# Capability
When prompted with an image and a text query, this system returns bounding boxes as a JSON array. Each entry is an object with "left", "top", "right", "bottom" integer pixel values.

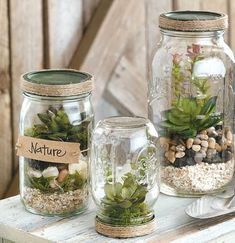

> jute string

[
  {"left": 159, "top": 13, "right": 228, "bottom": 31},
  {"left": 95, "top": 216, "right": 156, "bottom": 238},
  {"left": 21, "top": 79, "right": 93, "bottom": 97}
]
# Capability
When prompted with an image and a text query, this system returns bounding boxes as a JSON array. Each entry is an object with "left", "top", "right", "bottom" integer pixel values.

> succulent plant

[
  {"left": 24, "top": 105, "right": 90, "bottom": 192},
  {"left": 100, "top": 173, "right": 151, "bottom": 225},
  {"left": 159, "top": 96, "right": 222, "bottom": 139},
  {"left": 24, "top": 106, "right": 90, "bottom": 152}
]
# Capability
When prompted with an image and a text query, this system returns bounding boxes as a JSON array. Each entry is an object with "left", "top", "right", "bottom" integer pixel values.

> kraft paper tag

[{"left": 16, "top": 135, "right": 80, "bottom": 163}]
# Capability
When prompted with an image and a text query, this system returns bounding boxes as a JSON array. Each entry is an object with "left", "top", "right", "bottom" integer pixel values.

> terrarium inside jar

[
  {"left": 90, "top": 117, "right": 159, "bottom": 238},
  {"left": 17, "top": 69, "right": 93, "bottom": 216},
  {"left": 149, "top": 11, "right": 234, "bottom": 196}
]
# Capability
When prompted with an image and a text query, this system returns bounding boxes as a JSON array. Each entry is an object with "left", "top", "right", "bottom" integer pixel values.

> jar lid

[
  {"left": 159, "top": 11, "right": 228, "bottom": 32},
  {"left": 102, "top": 116, "right": 149, "bottom": 129},
  {"left": 21, "top": 69, "right": 93, "bottom": 96}
]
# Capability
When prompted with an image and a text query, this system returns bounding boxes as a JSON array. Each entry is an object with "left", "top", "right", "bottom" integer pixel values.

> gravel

[
  {"left": 161, "top": 160, "right": 234, "bottom": 193},
  {"left": 23, "top": 187, "right": 88, "bottom": 215}
]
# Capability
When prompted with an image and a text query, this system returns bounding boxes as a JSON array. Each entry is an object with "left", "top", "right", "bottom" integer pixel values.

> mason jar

[
  {"left": 90, "top": 117, "right": 159, "bottom": 238},
  {"left": 17, "top": 69, "right": 93, "bottom": 216},
  {"left": 149, "top": 11, "right": 234, "bottom": 197}
]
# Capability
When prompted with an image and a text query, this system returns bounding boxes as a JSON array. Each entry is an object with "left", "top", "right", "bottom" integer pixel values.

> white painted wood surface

[{"left": 0, "top": 191, "right": 235, "bottom": 243}]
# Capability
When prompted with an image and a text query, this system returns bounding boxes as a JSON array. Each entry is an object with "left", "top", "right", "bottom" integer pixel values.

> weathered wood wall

[{"left": 0, "top": 0, "right": 234, "bottom": 198}]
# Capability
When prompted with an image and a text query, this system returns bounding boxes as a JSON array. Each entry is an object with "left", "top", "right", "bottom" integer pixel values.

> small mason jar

[
  {"left": 17, "top": 69, "right": 93, "bottom": 216},
  {"left": 90, "top": 117, "right": 159, "bottom": 238},
  {"left": 149, "top": 11, "right": 234, "bottom": 197}
]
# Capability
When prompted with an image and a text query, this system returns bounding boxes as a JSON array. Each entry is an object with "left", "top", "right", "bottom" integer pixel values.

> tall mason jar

[
  {"left": 17, "top": 69, "right": 93, "bottom": 216},
  {"left": 149, "top": 11, "right": 235, "bottom": 196}
]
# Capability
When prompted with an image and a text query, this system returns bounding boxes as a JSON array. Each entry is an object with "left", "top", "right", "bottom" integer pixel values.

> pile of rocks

[{"left": 160, "top": 126, "right": 233, "bottom": 168}]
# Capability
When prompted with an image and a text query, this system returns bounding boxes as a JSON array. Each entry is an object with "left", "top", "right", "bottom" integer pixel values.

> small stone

[
  {"left": 206, "top": 127, "right": 215, "bottom": 134},
  {"left": 174, "top": 157, "right": 196, "bottom": 168},
  {"left": 170, "top": 145, "right": 176, "bottom": 151},
  {"left": 197, "top": 134, "right": 209, "bottom": 140},
  {"left": 226, "top": 130, "right": 233, "bottom": 141},
  {"left": 200, "top": 146, "right": 207, "bottom": 152},
  {"left": 175, "top": 151, "right": 185, "bottom": 158},
  {"left": 58, "top": 169, "right": 69, "bottom": 183},
  {"left": 222, "top": 150, "right": 232, "bottom": 162},
  {"left": 200, "top": 130, "right": 207, "bottom": 135},
  {"left": 185, "top": 148, "right": 196, "bottom": 158},
  {"left": 175, "top": 144, "right": 186, "bottom": 152},
  {"left": 207, "top": 148, "right": 216, "bottom": 159},
  {"left": 193, "top": 138, "right": 202, "bottom": 145},
  {"left": 192, "top": 145, "right": 201, "bottom": 152},
  {"left": 194, "top": 152, "right": 204, "bottom": 163},
  {"left": 165, "top": 150, "right": 175, "bottom": 163},
  {"left": 201, "top": 140, "right": 208, "bottom": 148},
  {"left": 208, "top": 137, "right": 216, "bottom": 149},
  {"left": 215, "top": 124, "right": 223, "bottom": 130},
  {"left": 186, "top": 138, "right": 194, "bottom": 149}
]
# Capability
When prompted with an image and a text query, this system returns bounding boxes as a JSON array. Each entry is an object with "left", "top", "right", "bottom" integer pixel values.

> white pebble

[
  {"left": 175, "top": 151, "right": 185, "bottom": 158},
  {"left": 42, "top": 167, "right": 59, "bottom": 178},
  {"left": 176, "top": 144, "right": 186, "bottom": 152},
  {"left": 192, "top": 145, "right": 201, "bottom": 152},
  {"left": 69, "top": 160, "right": 88, "bottom": 179},
  {"left": 201, "top": 140, "right": 208, "bottom": 148}
]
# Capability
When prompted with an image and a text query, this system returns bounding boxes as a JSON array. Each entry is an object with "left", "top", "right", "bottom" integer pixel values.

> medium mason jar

[
  {"left": 149, "top": 11, "right": 234, "bottom": 197},
  {"left": 17, "top": 69, "right": 93, "bottom": 216},
  {"left": 90, "top": 117, "right": 159, "bottom": 238}
]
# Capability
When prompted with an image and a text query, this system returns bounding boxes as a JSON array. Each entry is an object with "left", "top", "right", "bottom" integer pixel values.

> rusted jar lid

[
  {"left": 159, "top": 11, "right": 228, "bottom": 32},
  {"left": 21, "top": 69, "right": 93, "bottom": 97}
]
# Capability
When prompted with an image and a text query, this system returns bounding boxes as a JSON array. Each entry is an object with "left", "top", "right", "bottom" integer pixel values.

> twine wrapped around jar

[
  {"left": 21, "top": 69, "right": 93, "bottom": 96},
  {"left": 159, "top": 11, "right": 228, "bottom": 32}
]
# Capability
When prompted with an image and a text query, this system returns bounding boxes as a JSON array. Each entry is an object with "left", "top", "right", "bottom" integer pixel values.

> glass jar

[
  {"left": 17, "top": 69, "right": 93, "bottom": 216},
  {"left": 149, "top": 11, "right": 234, "bottom": 197},
  {"left": 90, "top": 117, "right": 159, "bottom": 238}
]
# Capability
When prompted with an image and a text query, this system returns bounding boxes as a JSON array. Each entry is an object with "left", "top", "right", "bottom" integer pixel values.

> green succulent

[
  {"left": 100, "top": 173, "right": 151, "bottom": 225},
  {"left": 24, "top": 106, "right": 90, "bottom": 152},
  {"left": 159, "top": 96, "right": 222, "bottom": 139}
]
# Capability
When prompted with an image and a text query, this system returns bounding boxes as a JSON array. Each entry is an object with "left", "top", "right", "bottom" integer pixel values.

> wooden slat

[
  {"left": 46, "top": 0, "right": 83, "bottom": 68},
  {"left": 106, "top": 57, "right": 147, "bottom": 116},
  {"left": 0, "top": 0, "right": 12, "bottom": 198},
  {"left": 4, "top": 171, "right": 19, "bottom": 199},
  {"left": 83, "top": 0, "right": 100, "bottom": 29},
  {"left": 10, "top": 0, "right": 44, "bottom": 170},
  {"left": 70, "top": 0, "right": 142, "bottom": 108},
  {"left": 105, "top": 0, "right": 147, "bottom": 116},
  {"left": 173, "top": 0, "right": 201, "bottom": 10},
  {"left": 1, "top": 192, "right": 235, "bottom": 242},
  {"left": 146, "top": 0, "right": 172, "bottom": 79},
  {"left": 229, "top": 0, "right": 235, "bottom": 51}
]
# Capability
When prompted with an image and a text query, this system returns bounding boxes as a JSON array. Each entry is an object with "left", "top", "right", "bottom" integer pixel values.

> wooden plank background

[{"left": 0, "top": 0, "right": 234, "bottom": 198}]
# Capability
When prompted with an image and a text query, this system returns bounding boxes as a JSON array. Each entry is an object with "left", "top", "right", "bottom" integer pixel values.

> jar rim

[
  {"left": 101, "top": 116, "right": 150, "bottom": 129},
  {"left": 21, "top": 69, "right": 93, "bottom": 97},
  {"left": 159, "top": 11, "right": 228, "bottom": 32}
]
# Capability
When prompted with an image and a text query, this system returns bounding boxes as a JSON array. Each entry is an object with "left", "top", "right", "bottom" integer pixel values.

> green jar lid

[
  {"left": 159, "top": 11, "right": 228, "bottom": 32},
  {"left": 21, "top": 69, "right": 93, "bottom": 96}
]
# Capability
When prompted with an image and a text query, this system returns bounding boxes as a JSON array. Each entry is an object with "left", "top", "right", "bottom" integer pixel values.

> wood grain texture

[
  {"left": 0, "top": 0, "right": 12, "bottom": 198},
  {"left": 106, "top": 57, "right": 147, "bottom": 116},
  {"left": 10, "top": 0, "right": 44, "bottom": 170},
  {"left": 46, "top": 0, "right": 83, "bottom": 68},
  {"left": 173, "top": 0, "right": 201, "bottom": 10},
  {"left": 106, "top": 0, "right": 147, "bottom": 116},
  {"left": 4, "top": 171, "right": 19, "bottom": 198},
  {"left": 70, "top": 0, "right": 143, "bottom": 108},
  {"left": 1, "top": 193, "right": 235, "bottom": 242},
  {"left": 146, "top": 0, "right": 172, "bottom": 79},
  {"left": 83, "top": 0, "right": 100, "bottom": 29},
  {"left": 229, "top": 0, "right": 235, "bottom": 51}
]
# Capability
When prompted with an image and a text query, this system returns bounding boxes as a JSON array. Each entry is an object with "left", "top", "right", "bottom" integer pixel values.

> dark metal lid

[{"left": 21, "top": 69, "right": 93, "bottom": 97}]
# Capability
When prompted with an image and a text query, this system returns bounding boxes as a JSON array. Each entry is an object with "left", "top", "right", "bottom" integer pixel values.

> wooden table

[{"left": 1, "top": 192, "right": 235, "bottom": 243}]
